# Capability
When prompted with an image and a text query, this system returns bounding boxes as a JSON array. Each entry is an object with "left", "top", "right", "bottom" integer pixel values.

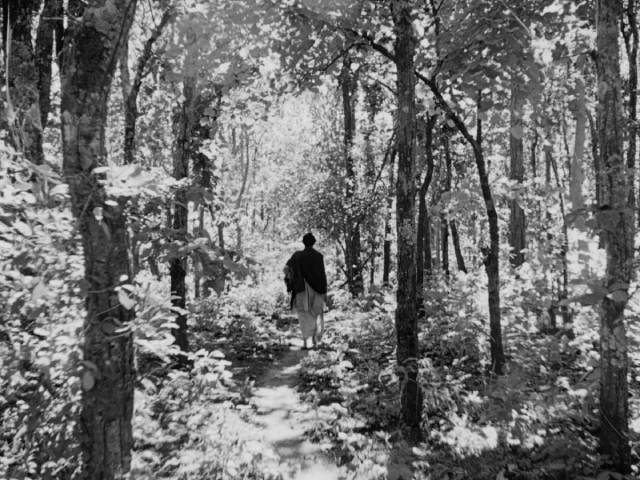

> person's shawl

[{"left": 285, "top": 247, "right": 327, "bottom": 308}]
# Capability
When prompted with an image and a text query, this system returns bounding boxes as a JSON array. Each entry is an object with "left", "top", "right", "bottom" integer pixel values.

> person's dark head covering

[{"left": 302, "top": 232, "right": 316, "bottom": 248}]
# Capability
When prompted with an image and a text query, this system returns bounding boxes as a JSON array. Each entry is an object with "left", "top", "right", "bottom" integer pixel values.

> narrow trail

[{"left": 249, "top": 337, "right": 344, "bottom": 480}]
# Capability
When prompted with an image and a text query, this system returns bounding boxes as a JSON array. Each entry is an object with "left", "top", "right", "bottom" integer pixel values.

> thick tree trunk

[
  {"left": 60, "top": 1, "right": 137, "bottom": 477},
  {"left": 392, "top": 0, "right": 422, "bottom": 433},
  {"left": 623, "top": 0, "right": 638, "bottom": 211},
  {"left": 416, "top": 115, "right": 436, "bottom": 309},
  {"left": 170, "top": 76, "right": 195, "bottom": 354},
  {"left": 340, "top": 55, "right": 364, "bottom": 296},
  {"left": 3, "top": 0, "right": 44, "bottom": 163},
  {"left": 509, "top": 83, "right": 526, "bottom": 267},
  {"left": 595, "top": 0, "right": 634, "bottom": 472}
]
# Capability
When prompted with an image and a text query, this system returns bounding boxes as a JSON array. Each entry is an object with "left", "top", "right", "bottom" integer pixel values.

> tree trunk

[
  {"left": 531, "top": 129, "right": 538, "bottom": 178},
  {"left": 382, "top": 149, "right": 395, "bottom": 286},
  {"left": 192, "top": 88, "right": 221, "bottom": 299},
  {"left": 509, "top": 83, "right": 526, "bottom": 267},
  {"left": 477, "top": 100, "right": 504, "bottom": 375},
  {"left": 570, "top": 77, "right": 587, "bottom": 214},
  {"left": 392, "top": 0, "right": 422, "bottom": 433},
  {"left": 3, "top": 0, "right": 44, "bottom": 164},
  {"left": 421, "top": 75, "right": 505, "bottom": 375},
  {"left": 433, "top": 215, "right": 441, "bottom": 270},
  {"left": 194, "top": 207, "right": 204, "bottom": 299},
  {"left": 450, "top": 220, "right": 467, "bottom": 273},
  {"left": 441, "top": 133, "right": 453, "bottom": 276},
  {"left": 595, "top": 0, "right": 634, "bottom": 472},
  {"left": 623, "top": 0, "right": 638, "bottom": 211},
  {"left": 416, "top": 115, "right": 436, "bottom": 309},
  {"left": 218, "top": 223, "right": 225, "bottom": 251},
  {"left": 60, "top": 0, "right": 137, "bottom": 477},
  {"left": 440, "top": 217, "right": 449, "bottom": 275},
  {"left": 170, "top": 76, "right": 195, "bottom": 354},
  {"left": 122, "top": 7, "right": 174, "bottom": 165},
  {"left": 35, "top": 0, "right": 63, "bottom": 129},
  {"left": 340, "top": 55, "right": 364, "bottom": 297},
  {"left": 547, "top": 148, "right": 572, "bottom": 326}
]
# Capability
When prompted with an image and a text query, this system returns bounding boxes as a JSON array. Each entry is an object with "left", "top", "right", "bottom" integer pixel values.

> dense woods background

[{"left": 1, "top": 0, "right": 640, "bottom": 479}]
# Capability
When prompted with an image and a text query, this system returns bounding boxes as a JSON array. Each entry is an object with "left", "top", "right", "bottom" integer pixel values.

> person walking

[{"left": 284, "top": 233, "right": 327, "bottom": 349}]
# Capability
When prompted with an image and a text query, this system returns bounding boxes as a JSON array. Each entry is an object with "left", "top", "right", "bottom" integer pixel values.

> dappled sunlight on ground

[{"left": 249, "top": 347, "right": 344, "bottom": 479}]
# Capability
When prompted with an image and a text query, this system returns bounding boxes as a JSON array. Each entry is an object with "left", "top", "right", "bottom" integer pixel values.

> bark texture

[
  {"left": 450, "top": 220, "right": 467, "bottom": 273},
  {"left": 416, "top": 115, "right": 436, "bottom": 308},
  {"left": 571, "top": 77, "right": 586, "bottom": 213},
  {"left": 382, "top": 150, "right": 395, "bottom": 286},
  {"left": 122, "top": 7, "right": 174, "bottom": 164},
  {"left": 622, "top": 0, "right": 638, "bottom": 210},
  {"left": 441, "top": 133, "right": 454, "bottom": 276},
  {"left": 170, "top": 76, "right": 196, "bottom": 354},
  {"left": 595, "top": 0, "right": 634, "bottom": 472},
  {"left": 35, "top": 0, "right": 63, "bottom": 129},
  {"left": 392, "top": 0, "right": 422, "bottom": 432},
  {"left": 2, "top": 0, "right": 44, "bottom": 163},
  {"left": 508, "top": 83, "right": 526, "bottom": 267},
  {"left": 60, "top": 0, "right": 137, "bottom": 477},
  {"left": 422, "top": 74, "right": 504, "bottom": 375},
  {"left": 340, "top": 55, "right": 364, "bottom": 296}
]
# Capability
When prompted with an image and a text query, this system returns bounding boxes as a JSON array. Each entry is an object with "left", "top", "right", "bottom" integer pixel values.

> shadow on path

[{"left": 251, "top": 340, "right": 344, "bottom": 480}]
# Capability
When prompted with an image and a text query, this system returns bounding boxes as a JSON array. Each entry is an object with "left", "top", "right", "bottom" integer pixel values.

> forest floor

[
  {"left": 129, "top": 280, "right": 640, "bottom": 480},
  {"left": 247, "top": 331, "right": 344, "bottom": 479}
]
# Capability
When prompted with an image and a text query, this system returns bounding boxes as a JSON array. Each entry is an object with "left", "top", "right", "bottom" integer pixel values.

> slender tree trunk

[
  {"left": 170, "top": 76, "right": 195, "bottom": 354},
  {"left": 547, "top": 148, "right": 572, "bottom": 326},
  {"left": 531, "top": 129, "right": 538, "bottom": 178},
  {"left": 416, "top": 115, "right": 436, "bottom": 309},
  {"left": 477, "top": 100, "right": 504, "bottom": 375},
  {"left": 234, "top": 127, "right": 251, "bottom": 255},
  {"left": 441, "top": 217, "right": 449, "bottom": 274},
  {"left": 35, "top": 0, "right": 63, "bottom": 129},
  {"left": 543, "top": 145, "right": 557, "bottom": 329},
  {"left": 595, "top": 0, "right": 634, "bottom": 472},
  {"left": 382, "top": 150, "right": 395, "bottom": 286},
  {"left": 218, "top": 222, "right": 225, "bottom": 251},
  {"left": 450, "top": 220, "right": 467, "bottom": 273},
  {"left": 441, "top": 133, "right": 453, "bottom": 276},
  {"left": 60, "top": 1, "right": 137, "bottom": 477},
  {"left": 340, "top": 55, "right": 364, "bottom": 297},
  {"left": 192, "top": 87, "right": 221, "bottom": 299},
  {"left": 570, "top": 77, "right": 587, "bottom": 215},
  {"left": 122, "top": 7, "right": 174, "bottom": 165},
  {"left": 392, "top": 0, "right": 422, "bottom": 433},
  {"left": 3, "top": 0, "right": 44, "bottom": 163},
  {"left": 422, "top": 75, "right": 504, "bottom": 375},
  {"left": 433, "top": 215, "right": 441, "bottom": 270},
  {"left": 369, "top": 240, "right": 376, "bottom": 288},
  {"left": 509, "top": 83, "right": 526, "bottom": 267}
]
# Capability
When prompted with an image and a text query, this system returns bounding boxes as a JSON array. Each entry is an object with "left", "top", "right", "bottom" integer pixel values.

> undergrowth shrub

[
  {"left": 0, "top": 154, "right": 84, "bottom": 479},
  {"left": 421, "top": 274, "right": 485, "bottom": 375}
]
